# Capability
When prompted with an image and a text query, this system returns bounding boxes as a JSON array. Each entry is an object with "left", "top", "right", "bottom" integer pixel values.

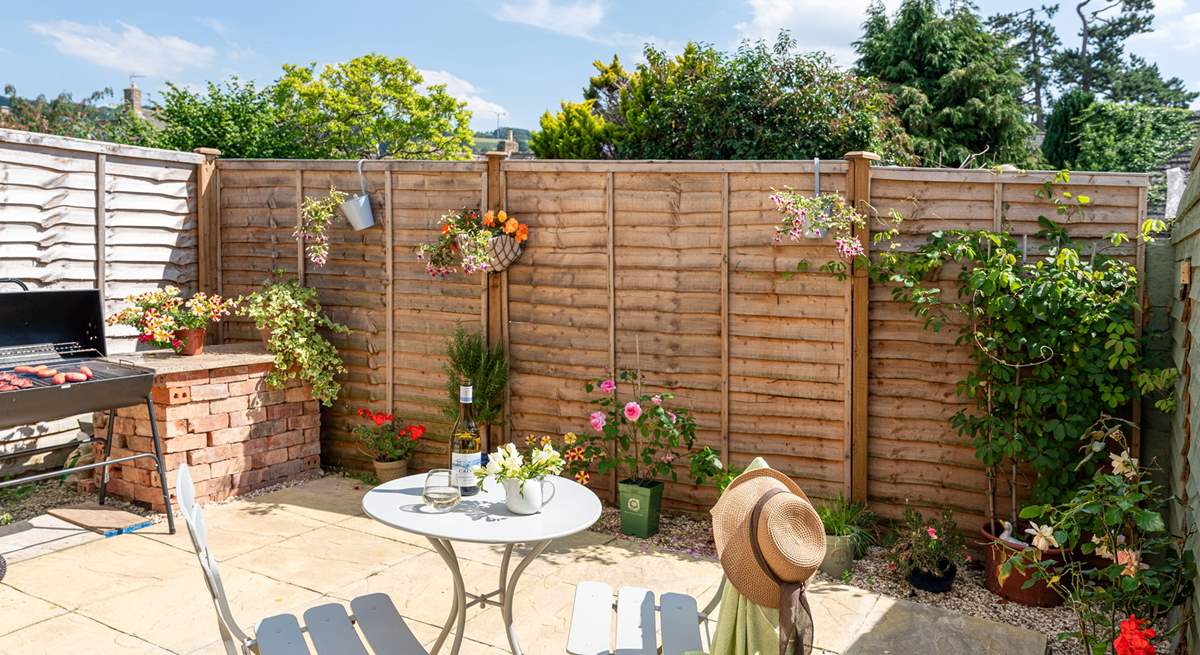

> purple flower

[{"left": 835, "top": 237, "right": 865, "bottom": 260}]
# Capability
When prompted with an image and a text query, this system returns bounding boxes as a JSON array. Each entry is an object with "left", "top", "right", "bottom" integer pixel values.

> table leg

[
  {"left": 427, "top": 537, "right": 467, "bottom": 655},
  {"left": 501, "top": 540, "right": 551, "bottom": 655}
]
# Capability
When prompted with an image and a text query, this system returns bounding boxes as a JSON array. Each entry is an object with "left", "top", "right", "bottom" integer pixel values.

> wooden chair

[
  {"left": 175, "top": 463, "right": 428, "bottom": 655},
  {"left": 566, "top": 577, "right": 726, "bottom": 655}
]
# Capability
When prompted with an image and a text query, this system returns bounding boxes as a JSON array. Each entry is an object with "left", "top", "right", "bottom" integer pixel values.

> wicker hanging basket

[{"left": 487, "top": 235, "right": 525, "bottom": 272}]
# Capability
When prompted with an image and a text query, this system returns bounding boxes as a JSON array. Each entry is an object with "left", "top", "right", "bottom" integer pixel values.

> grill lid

[{"left": 0, "top": 288, "right": 108, "bottom": 357}]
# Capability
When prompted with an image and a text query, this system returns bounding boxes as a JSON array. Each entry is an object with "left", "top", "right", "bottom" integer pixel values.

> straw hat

[{"left": 711, "top": 467, "right": 826, "bottom": 608}]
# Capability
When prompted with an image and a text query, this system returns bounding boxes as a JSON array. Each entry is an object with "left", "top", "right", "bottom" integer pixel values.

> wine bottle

[{"left": 450, "top": 382, "right": 481, "bottom": 496}]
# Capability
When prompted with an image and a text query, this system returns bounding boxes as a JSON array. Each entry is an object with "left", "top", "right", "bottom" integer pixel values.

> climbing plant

[{"left": 872, "top": 172, "right": 1175, "bottom": 516}]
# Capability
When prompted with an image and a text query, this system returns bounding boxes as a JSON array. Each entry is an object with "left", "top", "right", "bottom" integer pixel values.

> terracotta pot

[
  {"left": 175, "top": 327, "right": 206, "bottom": 356},
  {"left": 907, "top": 561, "right": 957, "bottom": 593},
  {"left": 372, "top": 459, "right": 408, "bottom": 483},
  {"left": 980, "top": 520, "right": 1064, "bottom": 607}
]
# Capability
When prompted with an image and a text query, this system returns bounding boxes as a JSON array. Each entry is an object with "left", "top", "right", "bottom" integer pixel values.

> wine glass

[{"left": 421, "top": 469, "right": 461, "bottom": 512}]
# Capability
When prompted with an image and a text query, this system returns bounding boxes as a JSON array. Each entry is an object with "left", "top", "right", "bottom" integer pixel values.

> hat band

[{"left": 748, "top": 488, "right": 814, "bottom": 655}]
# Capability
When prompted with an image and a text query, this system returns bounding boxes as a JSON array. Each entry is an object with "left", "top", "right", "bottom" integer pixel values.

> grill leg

[
  {"left": 97, "top": 409, "right": 116, "bottom": 505},
  {"left": 145, "top": 396, "right": 176, "bottom": 535}
]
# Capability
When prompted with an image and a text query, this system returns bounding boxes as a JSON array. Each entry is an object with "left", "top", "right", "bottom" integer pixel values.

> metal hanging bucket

[{"left": 339, "top": 159, "right": 376, "bottom": 231}]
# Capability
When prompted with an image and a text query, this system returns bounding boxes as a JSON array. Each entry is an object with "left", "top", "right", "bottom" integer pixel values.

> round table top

[{"left": 362, "top": 474, "right": 603, "bottom": 544}]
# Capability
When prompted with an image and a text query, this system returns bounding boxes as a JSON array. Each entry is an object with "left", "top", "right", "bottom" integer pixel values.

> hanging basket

[{"left": 487, "top": 235, "right": 525, "bottom": 272}]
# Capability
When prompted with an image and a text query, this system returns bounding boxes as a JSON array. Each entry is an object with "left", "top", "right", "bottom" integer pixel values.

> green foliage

[
  {"left": 886, "top": 505, "right": 965, "bottom": 578},
  {"left": 237, "top": 271, "right": 350, "bottom": 406},
  {"left": 441, "top": 327, "right": 507, "bottom": 427},
  {"left": 817, "top": 495, "right": 878, "bottom": 557},
  {"left": 296, "top": 187, "right": 348, "bottom": 267},
  {"left": 0, "top": 85, "right": 156, "bottom": 146},
  {"left": 1041, "top": 89, "right": 1095, "bottom": 169},
  {"left": 873, "top": 176, "right": 1175, "bottom": 507},
  {"left": 855, "top": 0, "right": 1035, "bottom": 167},
  {"left": 273, "top": 53, "right": 474, "bottom": 160},
  {"left": 535, "top": 34, "right": 914, "bottom": 163},
  {"left": 529, "top": 100, "right": 610, "bottom": 159},
  {"left": 1071, "top": 102, "right": 1197, "bottom": 173},
  {"left": 987, "top": 5, "right": 1061, "bottom": 126},
  {"left": 352, "top": 408, "right": 424, "bottom": 463},
  {"left": 1007, "top": 418, "right": 1195, "bottom": 651},
  {"left": 154, "top": 79, "right": 306, "bottom": 158}
]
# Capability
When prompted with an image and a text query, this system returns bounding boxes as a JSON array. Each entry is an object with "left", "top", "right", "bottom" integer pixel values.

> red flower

[
  {"left": 371, "top": 412, "right": 393, "bottom": 427},
  {"left": 1113, "top": 615, "right": 1156, "bottom": 655},
  {"left": 357, "top": 407, "right": 369, "bottom": 418},
  {"left": 408, "top": 424, "right": 426, "bottom": 440}
]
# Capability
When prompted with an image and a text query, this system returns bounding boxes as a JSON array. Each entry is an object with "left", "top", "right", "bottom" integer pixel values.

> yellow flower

[
  {"left": 563, "top": 432, "right": 577, "bottom": 445},
  {"left": 498, "top": 210, "right": 508, "bottom": 222},
  {"left": 575, "top": 470, "right": 590, "bottom": 485},
  {"left": 503, "top": 219, "right": 519, "bottom": 235},
  {"left": 540, "top": 434, "right": 552, "bottom": 446}
]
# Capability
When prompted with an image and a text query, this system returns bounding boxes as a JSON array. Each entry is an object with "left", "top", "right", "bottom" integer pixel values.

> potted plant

[
  {"left": 816, "top": 494, "right": 876, "bottom": 578},
  {"left": 441, "top": 327, "right": 507, "bottom": 451},
  {"left": 238, "top": 271, "right": 350, "bottom": 406},
  {"left": 353, "top": 407, "right": 425, "bottom": 481},
  {"left": 416, "top": 208, "right": 529, "bottom": 277},
  {"left": 887, "top": 505, "right": 965, "bottom": 593},
  {"left": 474, "top": 438, "right": 565, "bottom": 515},
  {"left": 106, "top": 286, "right": 234, "bottom": 356},
  {"left": 568, "top": 369, "right": 698, "bottom": 538},
  {"left": 295, "top": 186, "right": 347, "bottom": 267}
]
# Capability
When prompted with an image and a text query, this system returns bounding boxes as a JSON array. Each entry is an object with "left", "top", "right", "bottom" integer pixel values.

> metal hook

[
  {"left": 813, "top": 157, "right": 821, "bottom": 196},
  {"left": 356, "top": 159, "right": 369, "bottom": 196}
]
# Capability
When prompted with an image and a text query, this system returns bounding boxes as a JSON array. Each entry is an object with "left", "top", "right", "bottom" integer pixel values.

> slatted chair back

[{"left": 177, "top": 463, "right": 253, "bottom": 654}]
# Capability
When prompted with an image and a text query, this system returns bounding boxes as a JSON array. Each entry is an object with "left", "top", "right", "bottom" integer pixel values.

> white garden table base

[{"left": 363, "top": 474, "right": 602, "bottom": 655}]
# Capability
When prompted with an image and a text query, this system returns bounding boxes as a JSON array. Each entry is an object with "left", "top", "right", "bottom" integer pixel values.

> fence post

[
  {"left": 193, "top": 148, "right": 221, "bottom": 299},
  {"left": 844, "top": 151, "right": 879, "bottom": 503},
  {"left": 484, "top": 151, "right": 509, "bottom": 451}
]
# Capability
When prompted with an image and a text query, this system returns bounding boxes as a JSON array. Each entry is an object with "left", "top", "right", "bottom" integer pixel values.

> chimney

[
  {"left": 124, "top": 83, "right": 142, "bottom": 117},
  {"left": 502, "top": 129, "right": 519, "bottom": 154}
]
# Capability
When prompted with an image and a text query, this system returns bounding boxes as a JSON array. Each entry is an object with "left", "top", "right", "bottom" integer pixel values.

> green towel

[{"left": 705, "top": 456, "right": 785, "bottom": 655}]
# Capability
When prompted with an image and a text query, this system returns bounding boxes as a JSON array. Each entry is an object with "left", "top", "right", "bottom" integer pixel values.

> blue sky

[{"left": 4, "top": 0, "right": 1199, "bottom": 131}]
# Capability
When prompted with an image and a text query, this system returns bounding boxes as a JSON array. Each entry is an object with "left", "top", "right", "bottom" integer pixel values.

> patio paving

[{"left": 0, "top": 476, "right": 1047, "bottom": 654}]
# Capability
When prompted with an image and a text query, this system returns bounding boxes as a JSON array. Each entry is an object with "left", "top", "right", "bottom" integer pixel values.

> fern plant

[{"left": 441, "top": 327, "right": 507, "bottom": 426}]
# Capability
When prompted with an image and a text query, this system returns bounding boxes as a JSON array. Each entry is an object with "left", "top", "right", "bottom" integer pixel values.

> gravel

[
  {"left": 589, "top": 505, "right": 1179, "bottom": 655},
  {"left": 0, "top": 478, "right": 148, "bottom": 524}
]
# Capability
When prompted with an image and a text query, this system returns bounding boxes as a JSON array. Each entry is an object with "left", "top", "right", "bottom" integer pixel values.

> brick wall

[{"left": 90, "top": 361, "right": 321, "bottom": 510}]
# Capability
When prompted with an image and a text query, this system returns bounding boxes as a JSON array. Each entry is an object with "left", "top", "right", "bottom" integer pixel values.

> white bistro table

[{"left": 362, "top": 474, "right": 602, "bottom": 655}]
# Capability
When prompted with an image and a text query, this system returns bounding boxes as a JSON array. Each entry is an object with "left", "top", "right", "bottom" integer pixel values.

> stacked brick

[{"left": 91, "top": 361, "right": 321, "bottom": 510}]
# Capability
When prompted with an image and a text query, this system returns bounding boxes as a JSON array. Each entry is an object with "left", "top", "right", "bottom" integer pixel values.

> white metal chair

[
  {"left": 566, "top": 577, "right": 726, "bottom": 655},
  {"left": 175, "top": 463, "right": 428, "bottom": 655}
]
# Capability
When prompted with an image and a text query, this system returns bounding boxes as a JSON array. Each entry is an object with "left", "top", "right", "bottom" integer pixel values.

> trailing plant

[
  {"left": 416, "top": 208, "right": 529, "bottom": 277},
  {"left": 769, "top": 188, "right": 905, "bottom": 280},
  {"left": 295, "top": 186, "right": 347, "bottom": 267},
  {"left": 352, "top": 407, "right": 425, "bottom": 463},
  {"left": 886, "top": 505, "right": 965, "bottom": 578},
  {"left": 238, "top": 271, "right": 350, "bottom": 406},
  {"left": 1007, "top": 417, "right": 1195, "bottom": 653},
  {"left": 440, "top": 327, "right": 507, "bottom": 427},
  {"left": 817, "top": 495, "right": 878, "bottom": 557},
  {"left": 107, "top": 286, "right": 234, "bottom": 352},
  {"left": 872, "top": 173, "right": 1175, "bottom": 516}
]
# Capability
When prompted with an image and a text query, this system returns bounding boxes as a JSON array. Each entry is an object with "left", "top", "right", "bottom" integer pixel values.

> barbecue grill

[{"left": 0, "top": 279, "right": 175, "bottom": 536}]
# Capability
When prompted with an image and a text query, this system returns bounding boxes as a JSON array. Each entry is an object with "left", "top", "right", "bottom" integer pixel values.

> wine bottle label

[
  {"left": 451, "top": 450, "right": 481, "bottom": 487},
  {"left": 460, "top": 385, "right": 473, "bottom": 403}
]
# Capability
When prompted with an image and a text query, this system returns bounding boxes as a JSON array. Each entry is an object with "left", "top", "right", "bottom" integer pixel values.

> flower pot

[
  {"left": 802, "top": 221, "right": 827, "bottom": 240},
  {"left": 487, "top": 235, "right": 524, "bottom": 272},
  {"left": 618, "top": 478, "right": 663, "bottom": 538},
  {"left": 501, "top": 478, "right": 556, "bottom": 515},
  {"left": 339, "top": 159, "right": 375, "bottom": 231},
  {"left": 175, "top": 327, "right": 206, "bottom": 356},
  {"left": 372, "top": 459, "right": 408, "bottom": 483},
  {"left": 907, "top": 561, "right": 957, "bottom": 593},
  {"left": 820, "top": 534, "right": 855, "bottom": 578},
  {"left": 980, "top": 520, "right": 1064, "bottom": 607}
]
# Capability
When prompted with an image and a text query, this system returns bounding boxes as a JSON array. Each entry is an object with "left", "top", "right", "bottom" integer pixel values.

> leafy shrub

[
  {"left": 816, "top": 495, "right": 877, "bottom": 557},
  {"left": 441, "top": 327, "right": 507, "bottom": 427},
  {"left": 1041, "top": 89, "right": 1094, "bottom": 169},
  {"left": 887, "top": 505, "right": 965, "bottom": 577}
]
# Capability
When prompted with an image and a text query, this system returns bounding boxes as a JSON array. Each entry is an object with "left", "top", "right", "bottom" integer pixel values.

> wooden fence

[
  {"left": 210, "top": 155, "right": 1149, "bottom": 530},
  {"left": 0, "top": 129, "right": 207, "bottom": 473}
]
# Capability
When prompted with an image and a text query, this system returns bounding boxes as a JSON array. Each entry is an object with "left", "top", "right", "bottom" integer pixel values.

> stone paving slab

[
  {"left": 0, "top": 477, "right": 1048, "bottom": 654},
  {"left": 0, "top": 514, "right": 101, "bottom": 563}
]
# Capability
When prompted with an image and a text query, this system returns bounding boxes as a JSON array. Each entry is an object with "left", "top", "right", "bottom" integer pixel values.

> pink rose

[
  {"left": 599, "top": 378, "right": 616, "bottom": 394},
  {"left": 589, "top": 411, "right": 606, "bottom": 432},
  {"left": 667, "top": 411, "right": 677, "bottom": 424},
  {"left": 624, "top": 402, "right": 642, "bottom": 421},
  {"left": 926, "top": 527, "right": 938, "bottom": 541},
  {"left": 651, "top": 394, "right": 662, "bottom": 406}
]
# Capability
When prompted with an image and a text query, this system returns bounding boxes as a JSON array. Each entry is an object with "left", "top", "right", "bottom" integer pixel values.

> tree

[
  {"left": 1, "top": 85, "right": 159, "bottom": 147},
  {"left": 273, "top": 53, "right": 474, "bottom": 160},
  {"left": 988, "top": 5, "right": 1060, "bottom": 127},
  {"left": 534, "top": 34, "right": 915, "bottom": 163},
  {"left": 1054, "top": 0, "right": 1196, "bottom": 106},
  {"left": 1041, "top": 88, "right": 1095, "bottom": 169},
  {"left": 154, "top": 79, "right": 306, "bottom": 158},
  {"left": 1071, "top": 102, "right": 1196, "bottom": 173},
  {"left": 529, "top": 101, "right": 609, "bottom": 159},
  {"left": 856, "top": 0, "right": 1035, "bottom": 167}
]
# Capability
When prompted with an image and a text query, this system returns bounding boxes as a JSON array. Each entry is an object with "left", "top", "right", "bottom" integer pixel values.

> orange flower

[
  {"left": 483, "top": 210, "right": 496, "bottom": 227},
  {"left": 503, "top": 218, "right": 519, "bottom": 235},
  {"left": 575, "top": 470, "right": 590, "bottom": 485},
  {"left": 515, "top": 223, "right": 529, "bottom": 243},
  {"left": 441, "top": 223, "right": 451, "bottom": 236}
]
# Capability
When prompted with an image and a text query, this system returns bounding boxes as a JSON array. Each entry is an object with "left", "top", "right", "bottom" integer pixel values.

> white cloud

[
  {"left": 195, "top": 16, "right": 228, "bottom": 37},
  {"left": 420, "top": 69, "right": 509, "bottom": 124},
  {"left": 734, "top": 0, "right": 902, "bottom": 67},
  {"left": 29, "top": 21, "right": 215, "bottom": 77},
  {"left": 493, "top": 0, "right": 606, "bottom": 40},
  {"left": 1130, "top": 10, "right": 1200, "bottom": 53}
]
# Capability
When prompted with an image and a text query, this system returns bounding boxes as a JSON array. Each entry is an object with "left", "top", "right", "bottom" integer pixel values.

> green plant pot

[
  {"left": 618, "top": 478, "right": 663, "bottom": 538},
  {"left": 819, "top": 534, "right": 854, "bottom": 578}
]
